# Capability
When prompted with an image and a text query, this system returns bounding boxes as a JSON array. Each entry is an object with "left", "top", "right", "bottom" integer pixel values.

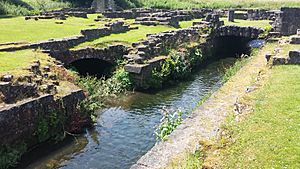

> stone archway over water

[{"left": 68, "top": 58, "right": 115, "bottom": 78}]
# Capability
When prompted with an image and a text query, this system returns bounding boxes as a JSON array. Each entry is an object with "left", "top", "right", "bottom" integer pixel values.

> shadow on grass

[{"left": 0, "top": 15, "right": 16, "bottom": 19}]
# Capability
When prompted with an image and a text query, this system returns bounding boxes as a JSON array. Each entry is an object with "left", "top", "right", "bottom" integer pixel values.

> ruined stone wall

[
  {"left": 103, "top": 8, "right": 208, "bottom": 20},
  {"left": 215, "top": 25, "right": 265, "bottom": 39},
  {"left": 50, "top": 44, "right": 129, "bottom": 65},
  {"left": 273, "top": 7, "right": 300, "bottom": 36},
  {"left": 0, "top": 90, "right": 85, "bottom": 146},
  {"left": 231, "top": 9, "right": 278, "bottom": 21}
]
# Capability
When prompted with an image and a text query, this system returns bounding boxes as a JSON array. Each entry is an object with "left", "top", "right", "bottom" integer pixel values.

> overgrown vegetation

[
  {"left": 0, "top": 0, "right": 70, "bottom": 16},
  {"left": 77, "top": 67, "right": 133, "bottom": 120},
  {"left": 0, "top": 143, "right": 27, "bottom": 169},
  {"left": 150, "top": 48, "right": 205, "bottom": 88},
  {"left": 155, "top": 108, "right": 183, "bottom": 141},
  {"left": 35, "top": 109, "right": 66, "bottom": 143}
]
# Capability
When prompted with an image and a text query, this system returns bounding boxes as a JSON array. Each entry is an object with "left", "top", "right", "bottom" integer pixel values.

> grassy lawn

[
  {"left": 222, "top": 18, "right": 272, "bottom": 29},
  {"left": 219, "top": 65, "right": 300, "bottom": 168},
  {"left": 73, "top": 24, "right": 176, "bottom": 48},
  {"left": 0, "top": 50, "right": 54, "bottom": 76},
  {"left": 72, "top": 19, "right": 204, "bottom": 49},
  {"left": 0, "top": 14, "right": 106, "bottom": 43}
]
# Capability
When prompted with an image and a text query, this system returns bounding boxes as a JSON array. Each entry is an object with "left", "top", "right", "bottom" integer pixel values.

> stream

[{"left": 21, "top": 57, "right": 237, "bottom": 169}]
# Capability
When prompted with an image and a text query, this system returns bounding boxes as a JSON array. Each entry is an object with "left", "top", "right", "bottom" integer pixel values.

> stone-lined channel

[{"left": 20, "top": 58, "right": 236, "bottom": 169}]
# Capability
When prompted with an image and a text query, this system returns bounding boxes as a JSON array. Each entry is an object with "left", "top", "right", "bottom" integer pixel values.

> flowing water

[{"left": 21, "top": 58, "right": 236, "bottom": 169}]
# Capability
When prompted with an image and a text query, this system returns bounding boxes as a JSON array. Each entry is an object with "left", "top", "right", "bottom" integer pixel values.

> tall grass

[
  {"left": 0, "top": 0, "right": 70, "bottom": 16},
  {"left": 138, "top": 0, "right": 300, "bottom": 9}
]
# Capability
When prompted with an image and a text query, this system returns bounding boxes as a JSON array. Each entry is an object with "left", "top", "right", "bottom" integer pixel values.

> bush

[
  {"left": 150, "top": 48, "right": 204, "bottom": 88},
  {"left": 0, "top": 1, "right": 31, "bottom": 15},
  {"left": 76, "top": 68, "right": 133, "bottom": 119}
]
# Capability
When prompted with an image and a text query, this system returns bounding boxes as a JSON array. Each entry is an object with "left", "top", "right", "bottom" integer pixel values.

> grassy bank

[
  {"left": 174, "top": 39, "right": 300, "bottom": 168},
  {"left": 215, "top": 64, "right": 300, "bottom": 168}
]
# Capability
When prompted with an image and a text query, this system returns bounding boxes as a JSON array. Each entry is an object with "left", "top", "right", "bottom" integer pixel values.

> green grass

[
  {"left": 219, "top": 65, "right": 300, "bottom": 168},
  {"left": 138, "top": 0, "right": 300, "bottom": 9},
  {"left": 73, "top": 24, "right": 177, "bottom": 48},
  {"left": 73, "top": 19, "right": 203, "bottom": 49},
  {"left": 0, "top": 49, "right": 52, "bottom": 76},
  {"left": 0, "top": 14, "right": 105, "bottom": 43},
  {"left": 222, "top": 18, "right": 272, "bottom": 28}
]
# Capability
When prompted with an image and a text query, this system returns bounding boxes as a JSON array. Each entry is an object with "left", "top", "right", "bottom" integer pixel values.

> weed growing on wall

[
  {"left": 155, "top": 108, "right": 183, "bottom": 141},
  {"left": 0, "top": 143, "right": 27, "bottom": 169},
  {"left": 35, "top": 109, "right": 66, "bottom": 143},
  {"left": 150, "top": 48, "right": 204, "bottom": 88}
]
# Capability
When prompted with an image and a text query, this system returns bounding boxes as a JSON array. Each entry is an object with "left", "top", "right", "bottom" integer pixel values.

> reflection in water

[{"left": 24, "top": 58, "right": 236, "bottom": 169}]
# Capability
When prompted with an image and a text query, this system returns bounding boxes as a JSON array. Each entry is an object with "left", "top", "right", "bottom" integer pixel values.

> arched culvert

[
  {"left": 67, "top": 58, "right": 115, "bottom": 78},
  {"left": 214, "top": 36, "right": 252, "bottom": 58}
]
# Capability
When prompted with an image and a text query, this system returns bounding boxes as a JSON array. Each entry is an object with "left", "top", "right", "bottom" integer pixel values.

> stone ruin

[
  {"left": 272, "top": 7, "right": 300, "bottom": 36},
  {"left": 103, "top": 8, "right": 211, "bottom": 26},
  {"left": 92, "top": 0, "right": 116, "bottom": 12},
  {"left": 234, "top": 9, "right": 278, "bottom": 21},
  {"left": 290, "top": 29, "right": 300, "bottom": 44},
  {"left": 25, "top": 8, "right": 93, "bottom": 20}
]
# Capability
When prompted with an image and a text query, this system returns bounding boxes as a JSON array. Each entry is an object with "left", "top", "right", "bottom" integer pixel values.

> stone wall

[
  {"left": 215, "top": 25, "right": 265, "bottom": 39},
  {"left": 124, "top": 15, "right": 224, "bottom": 89},
  {"left": 50, "top": 44, "right": 129, "bottom": 65},
  {"left": 0, "top": 90, "right": 85, "bottom": 146},
  {"left": 103, "top": 8, "right": 208, "bottom": 20},
  {"left": 0, "top": 82, "right": 38, "bottom": 104},
  {"left": 273, "top": 7, "right": 300, "bottom": 36},
  {"left": 272, "top": 50, "right": 300, "bottom": 65}
]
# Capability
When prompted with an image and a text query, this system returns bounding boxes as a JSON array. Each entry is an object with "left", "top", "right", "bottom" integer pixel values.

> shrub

[
  {"left": 76, "top": 68, "right": 133, "bottom": 119},
  {"left": 150, "top": 48, "right": 204, "bottom": 88}
]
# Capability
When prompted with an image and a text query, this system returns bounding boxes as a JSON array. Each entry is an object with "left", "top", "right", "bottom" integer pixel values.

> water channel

[{"left": 21, "top": 57, "right": 237, "bottom": 169}]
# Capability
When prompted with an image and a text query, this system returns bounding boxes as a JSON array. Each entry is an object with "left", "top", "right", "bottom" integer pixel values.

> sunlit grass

[
  {"left": 219, "top": 65, "right": 300, "bottom": 168},
  {"left": 222, "top": 18, "right": 272, "bottom": 28},
  {"left": 0, "top": 14, "right": 103, "bottom": 43},
  {"left": 73, "top": 24, "right": 177, "bottom": 49},
  {"left": 0, "top": 50, "right": 53, "bottom": 76}
]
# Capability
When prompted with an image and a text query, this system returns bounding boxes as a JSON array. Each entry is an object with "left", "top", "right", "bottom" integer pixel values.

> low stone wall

[
  {"left": 50, "top": 44, "right": 129, "bottom": 65},
  {"left": 215, "top": 25, "right": 265, "bottom": 39},
  {"left": 273, "top": 7, "right": 300, "bottom": 36},
  {"left": 0, "top": 89, "right": 85, "bottom": 146},
  {"left": 0, "top": 82, "right": 38, "bottom": 104},
  {"left": 103, "top": 8, "right": 208, "bottom": 20},
  {"left": 272, "top": 50, "right": 300, "bottom": 65}
]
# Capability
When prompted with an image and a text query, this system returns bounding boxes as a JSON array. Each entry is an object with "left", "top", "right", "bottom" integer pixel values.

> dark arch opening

[
  {"left": 68, "top": 58, "right": 115, "bottom": 78},
  {"left": 214, "top": 36, "right": 252, "bottom": 58}
]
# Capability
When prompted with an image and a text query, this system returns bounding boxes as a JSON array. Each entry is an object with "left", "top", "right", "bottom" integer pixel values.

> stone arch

[{"left": 67, "top": 58, "right": 115, "bottom": 77}]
